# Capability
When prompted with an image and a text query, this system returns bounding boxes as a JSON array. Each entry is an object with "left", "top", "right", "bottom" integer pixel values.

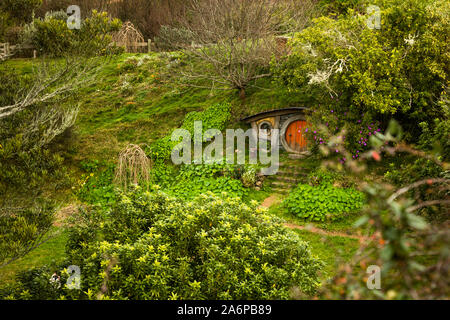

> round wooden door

[{"left": 285, "top": 120, "right": 308, "bottom": 152}]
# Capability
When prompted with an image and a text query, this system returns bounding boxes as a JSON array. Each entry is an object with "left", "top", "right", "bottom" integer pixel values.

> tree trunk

[{"left": 239, "top": 87, "right": 246, "bottom": 100}]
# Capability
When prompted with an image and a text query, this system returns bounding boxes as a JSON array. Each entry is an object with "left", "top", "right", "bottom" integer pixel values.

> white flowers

[{"left": 404, "top": 34, "right": 417, "bottom": 46}]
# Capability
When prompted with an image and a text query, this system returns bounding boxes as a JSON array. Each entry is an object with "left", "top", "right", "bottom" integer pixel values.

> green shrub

[
  {"left": 0, "top": 67, "right": 71, "bottom": 200},
  {"left": 31, "top": 17, "right": 72, "bottom": 57},
  {"left": 76, "top": 161, "right": 116, "bottom": 207},
  {"left": 241, "top": 165, "right": 258, "bottom": 187},
  {"left": 307, "top": 168, "right": 339, "bottom": 186},
  {"left": 61, "top": 188, "right": 322, "bottom": 300},
  {"left": 418, "top": 118, "right": 450, "bottom": 162},
  {"left": 0, "top": 201, "right": 55, "bottom": 265},
  {"left": 25, "top": 10, "right": 122, "bottom": 57},
  {"left": 1, "top": 189, "right": 323, "bottom": 300},
  {"left": 0, "top": 0, "right": 42, "bottom": 24},
  {"left": 181, "top": 102, "right": 232, "bottom": 139},
  {"left": 150, "top": 102, "right": 232, "bottom": 164},
  {"left": 285, "top": 183, "right": 364, "bottom": 221},
  {"left": 169, "top": 175, "right": 247, "bottom": 200},
  {"left": 273, "top": 0, "right": 449, "bottom": 144}
]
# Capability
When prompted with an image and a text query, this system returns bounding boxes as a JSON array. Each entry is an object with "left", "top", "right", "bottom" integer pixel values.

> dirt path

[
  {"left": 282, "top": 222, "right": 368, "bottom": 242},
  {"left": 53, "top": 204, "right": 78, "bottom": 227},
  {"left": 260, "top": 194, "right": 282, "bottom": 208},
  {"left": 260, "top": 194, "right": 370, "bottom": 243}
]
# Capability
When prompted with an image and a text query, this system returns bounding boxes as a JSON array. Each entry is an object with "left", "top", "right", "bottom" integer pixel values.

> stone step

[
  {"left": 271, "top": 187, "right": 290, "bottom": 194},
  {"left": 271, "top": 181, "right": 296, "bottom": 188},
  {"left": 273, "top": 176, "right": 299, "bottom": 183},
  {"left": 277, "top": 170, "right": 307, "bottom": 176}
]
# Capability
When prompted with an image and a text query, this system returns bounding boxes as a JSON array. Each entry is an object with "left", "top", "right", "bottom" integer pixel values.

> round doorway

[{"left": 280, "top": 116, "right": 308, "bottom": 153}]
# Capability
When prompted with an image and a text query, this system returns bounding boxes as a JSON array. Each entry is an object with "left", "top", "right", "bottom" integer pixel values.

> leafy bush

[
  {"left": 181, "top": 102, "right": 232, "bottom": 140},
  {"left": 307, "top": 168, "right": 339, "bottom": 186},
  {"left": 285, "top": 182, "right": 364, "bottom": 221},
  {"left": 273, "top": 0, "right": 449, "bottom": 144},
  {"left": 0, "top": 67, "right": 71, "bottom": 200},
  {"left": 30, "top": 16, "right": 72, "bottom": 57},
  {"left": 150, "top": 102, "right": 232, "bottom": 164},
  {"left": 76, "top": 161, "right": 116, "bottom": 207},
  {"left": 0, "top": 201, "right": 55, "bottom": 265},
  {"left": 418, "top": 118, "right": 450, "bottom": 162},
  {"left": 0, "top": 0, "right": 42, "bottom": 24},
  {"left": 25, "top": 10, "right": 122, "bottom": 57},
  {"left": 61, "top": 188, "right": 322, "bottom": 299},
  {"left": 169, "top": 175, "right": 247, "bottom": 200},
  {"left": 0, "top": 188, "right": 324, "bottom": 300},
  {"left": 241, "top": 165, "right": 258, "bottom": 187}
]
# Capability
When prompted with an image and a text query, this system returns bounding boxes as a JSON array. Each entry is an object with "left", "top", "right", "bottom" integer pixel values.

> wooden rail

[
  {"left": 1, "top": 42, "right": 36, "bottom": 60},
  {"left": 113, "top": 39, "right": 153, "bottom": 53}
]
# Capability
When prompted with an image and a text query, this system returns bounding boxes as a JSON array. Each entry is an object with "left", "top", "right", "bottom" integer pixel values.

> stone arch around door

[
  {"left": 240, "top": 107, "right": 309, "bottom": 154},
  {"left": 280, "top": 114, "right": 309, "bottom": 153}
]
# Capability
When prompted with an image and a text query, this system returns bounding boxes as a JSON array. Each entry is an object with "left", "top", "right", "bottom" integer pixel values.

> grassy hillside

[{"left": 0, "top": 53, "right": 364, "bottom": 285}]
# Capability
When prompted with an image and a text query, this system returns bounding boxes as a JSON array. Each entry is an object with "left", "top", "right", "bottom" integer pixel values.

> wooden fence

[
  {"left": 113, "top": 39, "right": 153, "bottom": 53},
  {"left": 1, "top": 42, "right": 36, "bottom": 60},
  {"left": 0, "top": 40, "right": 153, "bottom": 59}
]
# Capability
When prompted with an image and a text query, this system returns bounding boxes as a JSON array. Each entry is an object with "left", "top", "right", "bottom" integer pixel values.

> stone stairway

[{"left": 267, "top": 160, "right": 311, "bottom": 194}]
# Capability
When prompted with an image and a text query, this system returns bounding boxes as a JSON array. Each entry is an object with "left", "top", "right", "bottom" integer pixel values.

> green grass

[
  {"left": 292, "top": 229, "right": 359, "bottom": 280},
  {"left": 5, "top": 53, "right": 296, "bottom": 162},
  {"left": 0, "top": 228, "right": 68, "bottom": 285},
  {"left": 268, "top": 201, "right": 361, "bottom": 280},
  {"left": 269, "top": 199, "right": 364, "bottom": 234}
]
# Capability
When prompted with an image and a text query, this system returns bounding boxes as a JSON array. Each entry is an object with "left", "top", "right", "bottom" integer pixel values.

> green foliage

[
  {"left": 318, "top": 0, "right": 364, "bottom": 15},
  {"left": 170, "top": 173, "right": 247, "bottom": 200},
  {"left": 181, "top": 102, "right": 232, "bottom": 139},
  {"left": 418, "top": 118, "right": 450, "bottom": 162},
  {"left": 319, "top": 119, "right": 449, "bottom": 299},
  {"left": 150, "top": 102, "right": 232, "bottom": 164},
  {"left": 29, "top": 17, "right": 72, "bottom": 57},
  {"left": 76, "top": 161, "right": 116, "bottom": 207},
  {"left": 273, "top": 0, "right": 449, "bottom": 143},
  {"left": 25, "top": 10, "right": 122, "bottom": 57},
  {"left": 0, "top": 202, "right": 55, "bottom": 265},
  {"left": 0, "top": 0, "right": 42, "bottom": 24},
  {"left": 241, "top": 165, "right": 258, "bottom": 187},
  {"left": 0, "top": 67, "right": 71, "bottom": 200},
  {"left": 384, "top": 158, "right": 443, "bottom": 187},
  {"left": 149, "top": 135, "right": 175, "bottom": 165},
  {"left": 58, "top": 188, "right": 322, "bottom": 300},
  {"left": 307, "top": 168, "right": 339, "bottom": 186},
  {"left": 285, "top": 181, "right": 364, "bottom": 221}
]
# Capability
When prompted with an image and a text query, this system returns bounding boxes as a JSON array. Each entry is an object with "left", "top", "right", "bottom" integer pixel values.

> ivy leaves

[{"left": 285, "top": 183, "right": 364, "bottom": 222}]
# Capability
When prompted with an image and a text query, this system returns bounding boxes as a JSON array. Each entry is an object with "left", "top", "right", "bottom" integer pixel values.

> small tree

[
  {"left": 161, "top": 0, "right": 318, "bottom": 99},
  {"left": 111, "top": 21, "right": 144, "bottom": 53},
  {"left": 115, "top": 144, "right": 152, "bottom": 190}
]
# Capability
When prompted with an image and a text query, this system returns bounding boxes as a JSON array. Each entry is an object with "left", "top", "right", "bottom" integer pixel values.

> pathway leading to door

[{"left": 260, "top": 193, "right": 369, "bottom": 243}]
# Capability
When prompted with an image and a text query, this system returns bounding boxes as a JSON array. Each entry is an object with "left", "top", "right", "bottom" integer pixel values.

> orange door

[{"left": 285, "top": 120, "right": 308, "bottom": 152}]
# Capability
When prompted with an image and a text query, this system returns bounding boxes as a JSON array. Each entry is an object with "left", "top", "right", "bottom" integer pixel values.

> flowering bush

[
  {"left": 11, "top": 188, "right": 322, "bottom": 300},
  {"left": 303, "top": 107, "right": 382, "bottom": 163}
]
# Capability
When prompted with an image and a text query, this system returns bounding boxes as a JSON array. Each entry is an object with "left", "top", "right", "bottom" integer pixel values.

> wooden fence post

[
  {"left": 5, "top": 42, "right": 9, "bottom": 55},
  {"left": 147, "top": 39, "right": 152, "bottom": 53}
]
